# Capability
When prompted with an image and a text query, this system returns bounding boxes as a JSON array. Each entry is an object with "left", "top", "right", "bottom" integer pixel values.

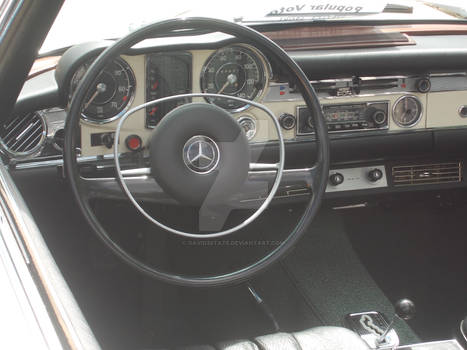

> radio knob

[
  {"left": 329, "top": 172, "right": 344, "bottom": 186},
  {"left": 372, "top": 110, "right": 387, "bottom": 125},
  {"left": 368, "top": 168, "right": 383, "bottom": 182},
  {"left": 279, "top": 113, "right": 296, "bottom": 130}
]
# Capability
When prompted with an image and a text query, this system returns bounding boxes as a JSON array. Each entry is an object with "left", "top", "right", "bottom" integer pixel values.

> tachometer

[
  {"left": 200, "top": 45, "right": 268, "bottom": 111},
  {"left": 70, "top": 57, "right": 135, "bottom": 123}
]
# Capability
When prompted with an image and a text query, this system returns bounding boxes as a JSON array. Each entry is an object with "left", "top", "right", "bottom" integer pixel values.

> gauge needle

[
  {"left": 84, "top": 82, "right": 107, "bottom": 109},
  {"left": 217, "top": 73, "right": 238, "bottom": 94}
]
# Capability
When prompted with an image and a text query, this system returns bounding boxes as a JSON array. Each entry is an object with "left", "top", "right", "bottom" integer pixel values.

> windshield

[{"left": 40, "top": 0, "right": 467, "bottom": 54}]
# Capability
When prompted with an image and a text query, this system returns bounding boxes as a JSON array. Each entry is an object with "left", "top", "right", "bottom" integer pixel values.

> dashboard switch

[
  {"left": 329, "top": 172, "right": 344, "bottom": 186},
  {"left": 368, "top": 168, "right": 383, "bottom": 182},
  {"left": 125, "top": 135, "right": 142, "bottom": 151},
  {"left": 101, "top": 133, "right": 114, "bottom": 149},
  {"left": 279, "top": 113, "right": 296, "bottom": 130},
  {"left": 416, "top": 77, "right": 431, "bottom": 93}
]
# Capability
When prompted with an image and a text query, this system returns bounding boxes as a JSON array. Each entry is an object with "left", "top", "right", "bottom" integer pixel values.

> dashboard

[
  {"left": 52, "top": 45, "right": 467, "bottom": 157},
  {"left": 5, "top": 23, "right": 467, "bottom": 201}
]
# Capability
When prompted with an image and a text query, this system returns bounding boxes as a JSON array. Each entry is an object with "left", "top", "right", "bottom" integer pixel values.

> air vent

[
  {"left": 392, "top": 162, "right": 462, "bottom": 186},
  {"left": 359, "top": 77, "right": 400, "bottom": 91},
  {"left": 311, "top": 80, "right": 341, "bottom": 93},
  {"left": 0, "top": 112, "right": 46, "bottom": 158},
  {"left": 311, "top": 76, "right": 402, "bottom": 96}
]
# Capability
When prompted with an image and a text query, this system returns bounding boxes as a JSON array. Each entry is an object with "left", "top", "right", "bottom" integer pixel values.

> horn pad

[{"left": 149, "top": 103, "right": 250, "bottom": 206}]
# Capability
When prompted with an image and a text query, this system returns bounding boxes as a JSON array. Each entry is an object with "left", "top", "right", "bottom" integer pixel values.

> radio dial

[
  {"left": 329, "top": 172, "right": 344, "bottom": 186},
  {"left": 368, "top": 168, "right": 383, "bottom": 182},
  {"left": 372, "top": 110, "right": 387, "bottom": 125}
]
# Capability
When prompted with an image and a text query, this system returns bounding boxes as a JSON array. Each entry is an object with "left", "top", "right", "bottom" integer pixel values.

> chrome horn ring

[{"left": 113, "top": 93, "right": 285, "bottom": 239}]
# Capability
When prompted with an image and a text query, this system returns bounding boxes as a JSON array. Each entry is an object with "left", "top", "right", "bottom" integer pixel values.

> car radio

[{"left": 297, "top": 101, "right": 389, "bottom": 135}]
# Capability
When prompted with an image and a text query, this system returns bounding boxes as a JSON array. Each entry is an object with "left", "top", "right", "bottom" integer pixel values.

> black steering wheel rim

[{"left": 64, "top": 17, "right": 330, "bottom": 287}]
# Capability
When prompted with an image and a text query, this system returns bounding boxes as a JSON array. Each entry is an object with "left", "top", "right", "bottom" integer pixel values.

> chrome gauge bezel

[
  {"left": 237, "top": 115, "right": 257, "bottom": 140},
  {"left": 200, "top": 44, "right": 272, "bottom": 113},
  {"left": 392, "top": 94, "right": 423, "bottom": 128},
  {"left": 70, "top": 57, "right": 136, "bottom": 125}
]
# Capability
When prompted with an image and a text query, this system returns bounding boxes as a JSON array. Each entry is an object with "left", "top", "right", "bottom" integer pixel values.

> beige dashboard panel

[
  {"left": 426, "top": 91, "right": 467, "bottom": 128},
  {"left": 78, "top": 49, "right": 429, "bottom": 157}
]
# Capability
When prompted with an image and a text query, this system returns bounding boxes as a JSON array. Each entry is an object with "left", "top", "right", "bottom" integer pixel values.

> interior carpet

[
  {"left": 343, "top": 202, "right": 467, "bottom": 342},
  {"left": 282, "top": 208, "right": 420, "bottom": 346}
]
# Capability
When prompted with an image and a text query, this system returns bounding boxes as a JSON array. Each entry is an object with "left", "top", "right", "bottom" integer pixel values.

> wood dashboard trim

[
  {"left": 28, "top": 56, "right": 60, "bottom": 79},
  {"left": 262, "top": 23, "right": 467, "bottom": 50}
]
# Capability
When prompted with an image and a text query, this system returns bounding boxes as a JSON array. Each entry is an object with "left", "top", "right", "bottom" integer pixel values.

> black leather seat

[{"left": 175, "top": 326, "right": 370, "bottom": 350}]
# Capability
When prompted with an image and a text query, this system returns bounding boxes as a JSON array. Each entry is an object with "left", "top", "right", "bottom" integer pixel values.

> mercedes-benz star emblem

[{"left": 183, "top": 135, "right": 220, "bottom": 174}]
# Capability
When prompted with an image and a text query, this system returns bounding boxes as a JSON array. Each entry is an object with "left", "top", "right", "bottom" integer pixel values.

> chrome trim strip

[
  {"left": 460, "top": 319, "right": 466, "bottom": 343},
  {"left": 0, "top": 161, "right": 101, "bottom": 349},
  {"left": 0, "top": 0, "right": 23, "bottom": 43},
  {"left": 266, "top": 72, "right": 467, "bottom": 103}
]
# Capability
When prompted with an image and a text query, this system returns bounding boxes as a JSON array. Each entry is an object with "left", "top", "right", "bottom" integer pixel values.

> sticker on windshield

[
  {"left": 267, "top": 2, "right": 384, "bottom": 16},
  {"left": 238, "top": 1, "right": 386, "bottom": 23}
]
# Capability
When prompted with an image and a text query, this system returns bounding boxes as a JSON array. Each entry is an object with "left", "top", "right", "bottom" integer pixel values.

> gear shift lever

[{"left": 377, "top": 299, "right": 416, "bottom": 346}]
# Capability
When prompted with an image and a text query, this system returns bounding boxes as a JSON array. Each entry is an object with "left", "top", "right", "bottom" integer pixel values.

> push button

[{"left": 125, "top": 135, "right": 142, "bottom": 151}]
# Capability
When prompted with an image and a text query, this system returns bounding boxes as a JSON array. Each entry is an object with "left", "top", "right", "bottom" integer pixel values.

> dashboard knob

[
  {"left": 395, "top": 298, "right": 416, "bottom": 321},
  {"left": 279, "top": 113, "right": 296, "bottom": 130},
  {"left": 329, "top": 172, "right": 344, "bottom": 186},
  {"left": 372, "top": 110, "right": 387, "bottom": 125},
  {"left": 416, "top": 78, "right": 431, "bottom": 93},
  {"left": 101, "top": 133, "right": 114, "bottom": 149},
  {"left": 368, "top": 168, "right": 383, "bottom": 182}
]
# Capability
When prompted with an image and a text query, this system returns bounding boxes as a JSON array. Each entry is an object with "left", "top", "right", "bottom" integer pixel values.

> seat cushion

[
  {"left": 217, "top": 340, "right": 259, "bottom": 350},
  {"left": 219, "top": 327, "right": 369, "bottom": 350}
]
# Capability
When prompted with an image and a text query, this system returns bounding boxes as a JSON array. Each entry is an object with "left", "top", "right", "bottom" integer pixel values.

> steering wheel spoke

[
  {"left": 249, "top": 162, "right": 280, "bottom": 171},
  {"left": 121, "top": 167, "right": 151, "bottom": 177}
]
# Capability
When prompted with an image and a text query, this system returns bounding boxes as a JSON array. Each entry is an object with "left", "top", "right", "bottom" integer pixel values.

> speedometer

[
  {"left": 70, "top": 57, "right": 135, "bottom": 123},
  {"left": 200, "top": 45, "right": 268, "bottom": 111}
]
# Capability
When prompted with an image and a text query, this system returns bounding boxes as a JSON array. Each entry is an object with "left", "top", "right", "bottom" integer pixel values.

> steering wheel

[{"left": 64, "top": 17, "right": 330, "bottom": 287}]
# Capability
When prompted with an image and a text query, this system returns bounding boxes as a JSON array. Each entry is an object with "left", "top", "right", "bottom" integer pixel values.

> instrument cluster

[
  {"left": 200, "top": 45, "right": 269, "bottom": 111},
  {"left": 69, "top": 58, "right": 136, "bottom": 123}
]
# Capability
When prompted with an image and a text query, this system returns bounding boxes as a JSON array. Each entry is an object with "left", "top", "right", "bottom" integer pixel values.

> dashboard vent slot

[
  {"left": 311, "top": 76, "right": 402, "bottom": 96},
  {"left": 311, "top": 80, "right": 339, "bottom": 93},
  {"left": 0, "top": 112, "right": 46, "bottom": 158},
  {"left": 392, "top": 162, "right": 462, "bottom": 186},
  {"left": 359, "top": 77, "right": 400, "bottom": 91}
]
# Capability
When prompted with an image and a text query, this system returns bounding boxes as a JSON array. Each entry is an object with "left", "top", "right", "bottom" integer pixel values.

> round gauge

[
  {"left": 70, "top": 57, "right": 135, "bottom": 123},
  {"left": 201, "top": 45, "right": 268, "bottom": 111},
  {"left": 392, "top": 95, "right": 422, "bottom": 127},
  {"left": 238, "top": 116, "right": 257, "bottom": 140}
]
